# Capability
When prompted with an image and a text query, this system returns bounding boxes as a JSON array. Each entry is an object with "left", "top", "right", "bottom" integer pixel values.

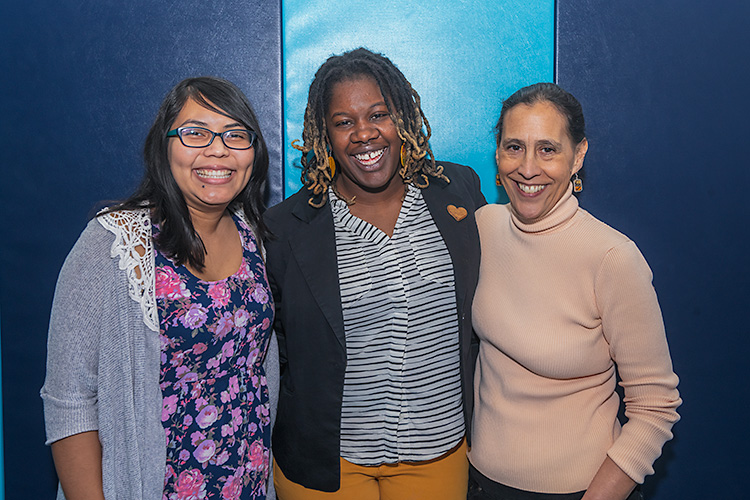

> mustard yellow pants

[{"left": 274, "top": 438, "right": 468, "bottom": 500}]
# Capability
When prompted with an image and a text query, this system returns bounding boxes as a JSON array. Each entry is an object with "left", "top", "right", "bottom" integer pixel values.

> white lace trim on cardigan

[
  {"left": 97, "top": 208, "right": 159, "bottom": 332},
  {"left": 96, "top": 206, "right": 260, "bottom": 333}
]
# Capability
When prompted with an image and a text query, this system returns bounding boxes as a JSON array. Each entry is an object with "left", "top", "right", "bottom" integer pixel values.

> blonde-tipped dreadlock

[{"left": 294, "top": 47, "right": 449, "bottom": 208}]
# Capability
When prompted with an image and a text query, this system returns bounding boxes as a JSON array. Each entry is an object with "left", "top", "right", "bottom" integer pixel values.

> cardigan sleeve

[
  {"left": 40, "top": 221, "right": 116, "bottom": 445},
  {"left": 595, "top": 240, "right": 681, "bottom": 483}
]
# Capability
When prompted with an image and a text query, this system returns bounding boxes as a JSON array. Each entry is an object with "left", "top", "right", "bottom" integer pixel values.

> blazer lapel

[
  {"left": 289, "top": 199, "right": 346, "bottom": 349},
  {"left": 422, "top": 176, "right": 473, "bottom": 310}
]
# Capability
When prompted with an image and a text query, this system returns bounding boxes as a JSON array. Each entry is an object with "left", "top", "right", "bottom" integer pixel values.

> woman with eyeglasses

[{"left": 41, "top": 76, "right": 277, "bottom": 500}]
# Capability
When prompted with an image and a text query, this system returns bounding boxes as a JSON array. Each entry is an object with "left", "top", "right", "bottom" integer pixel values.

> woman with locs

[{"left": 263, "top": 48, "right": 486, "bottom": 499}]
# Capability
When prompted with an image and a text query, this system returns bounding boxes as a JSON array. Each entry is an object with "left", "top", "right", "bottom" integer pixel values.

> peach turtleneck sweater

[{"left": 470, "top": 184, "right": 681, "bottom": 494}]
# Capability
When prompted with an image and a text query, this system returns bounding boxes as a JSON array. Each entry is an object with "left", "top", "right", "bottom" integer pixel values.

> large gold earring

[
  {"left": 573, "top": 172, "right": 583, "bottom": 192},
  {"left": 496, "top": 173, "right": 502, "bottom": 186},
  {"left": 400, "top": 144, "right": 407, "bottom": 167},
  {"left": 328, "top": 156, "right": 336, "bottom": 177}
]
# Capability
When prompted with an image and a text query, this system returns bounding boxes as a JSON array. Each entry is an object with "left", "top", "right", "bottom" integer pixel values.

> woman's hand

[
  {"left": 50, "top": 430, "right": 105, "bottom": 500},
  {"left": 581, "top": 456, "right": 637, "bottom": 500}
]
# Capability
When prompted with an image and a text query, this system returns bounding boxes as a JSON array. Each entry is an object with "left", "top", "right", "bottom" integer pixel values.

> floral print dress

[{"left": 154, "top": 215, "right": 273, "bottom": 500}]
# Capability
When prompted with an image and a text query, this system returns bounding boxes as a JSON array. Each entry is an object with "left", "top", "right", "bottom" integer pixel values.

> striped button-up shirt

[{"left": 330, "top": 185, "right": 464, "bottom": 465}]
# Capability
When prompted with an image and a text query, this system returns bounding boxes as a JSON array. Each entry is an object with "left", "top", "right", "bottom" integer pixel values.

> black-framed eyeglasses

[{"left": 167, "top": 127, "right": 257, "bottom": 150}]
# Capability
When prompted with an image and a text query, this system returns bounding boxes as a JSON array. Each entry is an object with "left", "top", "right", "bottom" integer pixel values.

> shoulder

[
  {"left": 571, "top": 210, "right": 654, "bottom": 279},
  {"left": 575, "top": 208, "right": 633, "bottom": 250},
  {"left": 55, "top": 218, "right": 125, "bottom": 309},
  {"left": 92, "top": 207, "right": 153, "bottom": 259},
  {"left": 475, "top": 203, "right": 510, "bottom": 228},
  {"left": 264, "top": 187, "right": 333, "bottom": 237},
  {"left": 429, "top": 160, "right": 486, "bottom": 206},
  {"left": 63, "top": 208, "right": 153, "bottom": 275},
  {"left": 436, "top": 161, "right": 480, "bottom": 184},
  {"left": 96, "top": 207, "right": 151, "bottom": 230},
  {"left": 264, "top": 188, "right": 308, "bottom": 223},
  {"left": 599, "top": 238, "right": 652, "bottom": 283},
  {"left": 64, "top": 217, "right": 119, "bottom": 269},
  {"left": 474, "top": 204, "right": 512, "bottom": 251}
]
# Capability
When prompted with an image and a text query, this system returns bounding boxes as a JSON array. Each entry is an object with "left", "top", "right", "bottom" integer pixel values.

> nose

[
  {"left": 517, "top": 151, "right": 541, "bottom": 179},
  {"left": 204, "top": 133, "right": 230, "bottom": 156},
  {"left": 351, "top": 120, "right": 378, "bottom": 143}
]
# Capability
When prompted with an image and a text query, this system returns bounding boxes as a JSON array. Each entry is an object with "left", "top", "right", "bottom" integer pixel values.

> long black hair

[{"left": 104, "top": 76, "right": 269, "bottom": 271}]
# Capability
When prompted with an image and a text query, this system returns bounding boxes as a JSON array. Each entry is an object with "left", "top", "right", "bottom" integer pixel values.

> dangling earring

[
  {"left": 324, "top": 141, "right": 337, "bottom": 178},
  {"left": 400, "top": 144, "right": 407, "bottom": 167},
  {"left": 573, "top": 172, "right": 583, "bottom": 192},
  {"left": 496, "top": 173, "right": 502, "bottom": 186}
]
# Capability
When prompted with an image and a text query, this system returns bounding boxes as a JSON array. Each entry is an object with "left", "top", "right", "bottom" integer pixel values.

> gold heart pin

[{"left": 447, "top": 205, "right": 467, "bottom": 221}]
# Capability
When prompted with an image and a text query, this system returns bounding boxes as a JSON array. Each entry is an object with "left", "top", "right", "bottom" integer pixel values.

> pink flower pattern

[
  {"left": 221, "top": 466, "right": 245, "bottom": 500},
  {"left": 155, "top": 217, "right": 273, "bottom": 499},
  {"left": 171, "top": 469, "right": 207, "bottom": 500}
]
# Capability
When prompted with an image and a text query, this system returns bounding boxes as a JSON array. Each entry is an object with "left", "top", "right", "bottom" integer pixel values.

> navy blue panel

[
  {"left": 0, "top": 2, "right": 282, "bottom": 497},
  {"left": 557, "top": 1, "right": 749, "bottom": 498}
]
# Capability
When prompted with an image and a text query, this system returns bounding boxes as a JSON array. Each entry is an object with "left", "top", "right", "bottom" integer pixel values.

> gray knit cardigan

[{"left": 41, "top": 210, "right": 279, "bottom": 499}]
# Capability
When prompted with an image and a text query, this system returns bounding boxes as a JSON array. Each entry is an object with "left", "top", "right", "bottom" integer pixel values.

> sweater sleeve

[
  {"left": 595, "top": 240, "right": 681, "bottom": 483},
  {"left": 40, "top": 221, "right": 116, "bottom": 445}
]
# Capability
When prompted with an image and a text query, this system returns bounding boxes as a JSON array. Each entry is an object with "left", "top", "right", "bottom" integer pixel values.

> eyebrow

[
  {"left": 178, "top": 119, "right": 244, "bottom": 129},
  {"left": 536, "top": 139, "right": 564, "bottom": 149},
  {"left": 329, "top": 101, "right": 388, "bottom": 119},
  {"left": 501, "top": 138, "right": 564, "bottom": 149}
]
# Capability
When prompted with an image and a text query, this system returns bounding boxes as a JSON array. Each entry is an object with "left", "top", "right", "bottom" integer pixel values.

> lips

[
  {"left": 353, "top": 148, "right": 385, "bottom": 166},
  {"left": 517, "top": 182, "right": 546, "bottom": 194},
  {"left": 195, "top": 169, "right": 232, "bottom": 180}
]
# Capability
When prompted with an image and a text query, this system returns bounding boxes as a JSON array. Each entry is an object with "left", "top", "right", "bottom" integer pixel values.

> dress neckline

[{"left": 155, "top": 213, "right": 250, "bottom": 284}]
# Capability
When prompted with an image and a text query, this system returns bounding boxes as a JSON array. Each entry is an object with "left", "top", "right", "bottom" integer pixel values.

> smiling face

[
  {"left": 325, "top": 76, "right": 404, "bottom": 201},
  {"left": 168, "top": 97, "right": 255, "bottom": 215},
  {"left": 496, "top": 100, "right": 588, "bottom": 224}
]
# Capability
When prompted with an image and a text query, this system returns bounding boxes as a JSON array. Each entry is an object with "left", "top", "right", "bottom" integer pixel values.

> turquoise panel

[{"left": 282, "top": 0, "right": 554, "bottom": 202}]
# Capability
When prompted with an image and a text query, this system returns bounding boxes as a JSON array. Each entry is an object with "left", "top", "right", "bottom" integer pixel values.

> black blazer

[{"left": 264, "top": 162, "right": 486, "bottom": 492}]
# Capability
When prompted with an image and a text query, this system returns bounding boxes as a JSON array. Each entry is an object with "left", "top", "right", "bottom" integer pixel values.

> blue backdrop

[
  {"left": 282, "top": 0, "right": 554, "bottom": 202},
  {"left": 557, "top": 1, "right": 749, "bottom": 497},
  {"left": 0, "top": 1, "right": 283, "bottom": 497},
  {"left": 1, "top": 1, "right": 747, "bottom": 498}
]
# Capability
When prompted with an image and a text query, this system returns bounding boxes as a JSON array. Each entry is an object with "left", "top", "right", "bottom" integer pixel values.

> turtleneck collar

[{"left": 509, "top": 182, "right": 579, "bottom": 234}]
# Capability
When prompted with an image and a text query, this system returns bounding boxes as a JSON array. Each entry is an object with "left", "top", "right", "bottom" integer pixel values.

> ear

[
  {"left": 572, "top": 138, "right": 588, "bottom": 175},
  {"left": 495, "top": 146, "right": 502, "bottom": 168}
]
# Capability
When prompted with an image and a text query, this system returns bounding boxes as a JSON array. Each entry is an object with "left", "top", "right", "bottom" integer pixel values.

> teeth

[
  {"left": 519, "top": 183, "right": 545, "bottom": 194},
  {"left": 354, "top": 149, "right": 385, "bottom": 166},
  {"left": 196, "top": 169, "right": 232, "bottom": 179}
]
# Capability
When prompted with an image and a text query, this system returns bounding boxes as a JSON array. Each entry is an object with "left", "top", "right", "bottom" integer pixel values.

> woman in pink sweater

[{"left": 470, "top": 83, "right": 681, "bottom": 500}]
